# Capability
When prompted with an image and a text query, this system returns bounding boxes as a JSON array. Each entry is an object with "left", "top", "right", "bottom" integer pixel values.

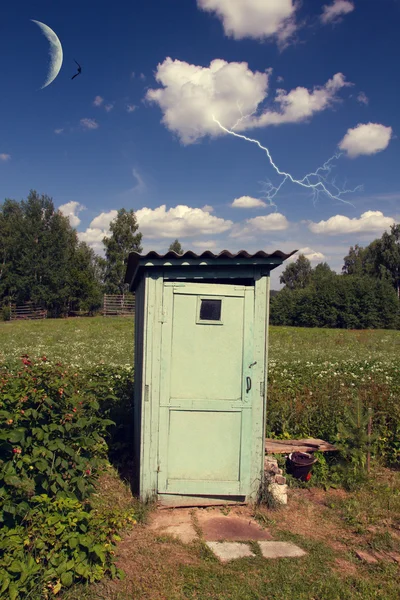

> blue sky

[{"left": 1, "top": 0, "right": 399, "bottom": 288}]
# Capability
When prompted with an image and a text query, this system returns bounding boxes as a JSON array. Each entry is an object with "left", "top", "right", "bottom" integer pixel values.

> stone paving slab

[
  {"left": 259, "top": 541, "right": 306, "bottom": 559},
  {"left": 206, "top": 542, "right": 256, "bottom": 563},
  {"left": 149, "top": 509, "right": 197, "bottom": 544},
  {"left": 197, "top": 510, "right": 272, "bottom": 541}
]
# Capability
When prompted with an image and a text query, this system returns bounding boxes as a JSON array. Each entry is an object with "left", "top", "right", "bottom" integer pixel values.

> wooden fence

[
  {"left": 10, "top": 302, "right": 47, "bottom": 321},
  {"left": 103, "top": 294, "right": 135, "bottom": 317}
]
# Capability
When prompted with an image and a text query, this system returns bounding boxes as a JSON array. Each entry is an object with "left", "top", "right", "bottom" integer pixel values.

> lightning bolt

[{"left": 212, "top": 116, "right": 363, "bottom": 208}]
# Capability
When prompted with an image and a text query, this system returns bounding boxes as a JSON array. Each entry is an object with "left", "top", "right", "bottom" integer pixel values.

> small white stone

[
  {"left": 206, "top": 542, "right": 256, "bottom": 562},
  {"left": 269, "top": 483, "right": 288, "bottom": 505}
]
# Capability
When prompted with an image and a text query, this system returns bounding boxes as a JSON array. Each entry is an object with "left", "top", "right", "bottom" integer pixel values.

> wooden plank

[{"left": 265, "top": 438, "right": 337, "bottom": 454}]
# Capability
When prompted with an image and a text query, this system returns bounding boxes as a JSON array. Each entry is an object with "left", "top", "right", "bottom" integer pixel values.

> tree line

[
  {"left": 0, "top": 191, "right": 184, "bottom": 318},
  {"left": 270, "top": 225, "right": 400, "bottom": 330},
  {"left": 1, "top": 190, "right": 399, "bottom": 329}
]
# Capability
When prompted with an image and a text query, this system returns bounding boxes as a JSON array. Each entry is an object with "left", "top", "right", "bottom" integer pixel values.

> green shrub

[{"left": 0, "top": 357, "right": 136, "bottom": 598}]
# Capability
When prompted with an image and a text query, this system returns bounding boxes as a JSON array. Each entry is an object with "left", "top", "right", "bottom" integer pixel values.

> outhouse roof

[{"left": 125, "top": 249, "right": 297, "bottom": 291}]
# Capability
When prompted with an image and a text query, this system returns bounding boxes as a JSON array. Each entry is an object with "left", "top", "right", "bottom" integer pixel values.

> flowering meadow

[{"left": 1, "top": 317, "right": 399, "bottom": 464}]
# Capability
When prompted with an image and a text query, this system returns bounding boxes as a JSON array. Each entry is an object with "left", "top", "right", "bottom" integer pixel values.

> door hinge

[
  {"left": 260, "top": 381, "right": 265, "bottom": 397},
  {"left": 144, "top": 384, "right": 150, "bottom": 402}
]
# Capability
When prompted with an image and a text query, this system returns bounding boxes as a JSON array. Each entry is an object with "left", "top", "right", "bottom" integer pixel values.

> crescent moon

[{"left": 31, "top": 20, "right": 63, "bottom": 89}]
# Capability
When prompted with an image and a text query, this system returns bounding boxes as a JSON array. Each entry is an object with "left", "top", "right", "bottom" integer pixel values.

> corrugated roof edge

[{"left": 125, "top": 248, "right": 298, "bottom": 285}]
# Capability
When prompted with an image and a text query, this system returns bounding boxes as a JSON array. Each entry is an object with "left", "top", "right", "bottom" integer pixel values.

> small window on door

[{"left": 197, "top": 297, "right": 223, "bottom": 324}]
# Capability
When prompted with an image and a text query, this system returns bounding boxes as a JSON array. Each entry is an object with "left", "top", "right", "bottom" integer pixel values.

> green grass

[
  {"left": 1, "top": 318, "right": 399, "bottom": 368},
  {"left": 0, "top": 317, "right": 134, "bottom": 368},
  {"left": 1, "top": 317, "right": 399, "bottom": 598}
]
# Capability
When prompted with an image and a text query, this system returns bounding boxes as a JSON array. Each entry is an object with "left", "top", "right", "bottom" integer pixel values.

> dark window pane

[{"left": 200, "top": 299, "right": 221, "bottom": 321}]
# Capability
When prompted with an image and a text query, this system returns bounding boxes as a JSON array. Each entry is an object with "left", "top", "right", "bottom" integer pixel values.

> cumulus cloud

[
  {"left": 77, "top": 228, "right": 109, "bottom": 253},
  {"left": 58, "top": 201, "right": 86, "bottom": 227},
  {"left": 80, "top": 118, "right": 99, "bottom": 130},
  {"left": 309, "top": 211, "right": 395, "bottom": 235},
  {"left": 126, "top": 104, "right": 137, "bottom": 113},
  {"left": 230, "top": 212, "right": 289, "bottom": 238},
  {"left": 202, "top": 205, "right": 214, "bottom": 213},
  {"left": 90, "top": 210, "right": 118, "bottom": 230},
  {"left": 356, "top": 92, "right": 369, "bottom": 105},
  {"left": 197, "top": 0, "right": 298, "bottom": 46},
  {"left": 320, "top": 1, "right": 354, "bottom": 24},
  {"left": 54, "top": 128, "right": 64, "bottom": 134},
  {"left": 93, "top": 96, "right": 104, "bottom": 107},
  {"left": 338, "top": 123, "right": 392, "bottom": 158},
  {"left": 0, "top": 153, "right": 11, "bottom": 161},
  {"left": 146, "top": 57, "right": 350, "bottom": 144},
  {"left": 105, "top": 103, "right": 114, "bottom": 112},
  {"left": 231, "top": 196, "right": 267, "bottom": 208},
  {"left": 293, "top": 247, "right": 325, "bottom": 262},
  {"left": 135, "top": 205, "right": 232, "bottom": 238}
]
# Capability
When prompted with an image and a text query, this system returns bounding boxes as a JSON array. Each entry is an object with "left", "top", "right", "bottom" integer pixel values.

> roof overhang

[{"left": 125, "top": 249, "right": 297, "bottom": 292}]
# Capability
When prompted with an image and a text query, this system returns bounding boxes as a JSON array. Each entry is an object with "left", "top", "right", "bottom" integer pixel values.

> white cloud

[
  {"left": 126, "top": 104, "right": 137, "bottom": 113},
  {"left": 191, "top": 240, "right": 218, "bottom": 249},
  {"left": 320, "top": 1, "right": 354, "bottom": 24},
  {"left": 54, "top": 128, "right": 64, "bottom": 134},
  {"left": 0, "top": 153, "right": 11, "bottom": 161},
  {"left": 80, "top": 118, "right": 99, "bottom": 130},
  {"left": 338, "top": 123, "right": 393, "bottom": 158},
  {"left": 293, "top": 247, "right": 325, "bottom": 262},
  {"left": 356, "top": 92, "right": 369, "bottom": 105},
  {"left": 132, "top": 168, "right": 146, "bottom": 193},
  {"left": 105, "top": 103, "right": 114, "bottom": 112},
  {"left": 202, "top": 205, "right": 214, "bottom": 213},
  {"left": 232, "top": 196, "right": 267, "bottom": 208},
  {"left": 197, "top": 0, "right": 298, "bottom": 46},
  {"left": 90, "top": 210, "right": 118, "bottom": 230},
  {"left": 93, "top": 96, "right": 104, "bottom": 107},
  {"left": 135, "top": 204, "right": 233, "bottom": 238},
  {"left": 309, "top": 211, "right": 395, "bottom": 235},
  {"left": 230, "top": 212, "right": 289, "bottom": 238},
  {"left": 247, "top": 213, "right": 289, "bottom": 231},
  {"left": 77, "top": 228, "right": 109, "bottom": 253},
  {"left": 146, "top": 57, "right": 350, "bottom": 144},
  {"left": 140, "top": 73, "right": 146, "bottom": 80},
  {"left": 58, "top": 201, "right": 86, "bottom": 227}
]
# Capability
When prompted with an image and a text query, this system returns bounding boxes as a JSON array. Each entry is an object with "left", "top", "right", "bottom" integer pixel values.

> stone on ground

[
  {"left": 196, "top": 509, "right": 272, "bottom": 541},
  {"left": 206, "top": 542, "right": 256, "bottom": 562},
  {"left": 259, "top": 541, "right": 306, "bottom": 559},
  {"left": 149, "top": 509, "right": 197, "bottom": 544}
]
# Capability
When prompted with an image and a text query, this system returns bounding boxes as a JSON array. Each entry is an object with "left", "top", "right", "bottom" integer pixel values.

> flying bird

[{"left": 71, "top": 59, "right": 82, "bottom": 80}]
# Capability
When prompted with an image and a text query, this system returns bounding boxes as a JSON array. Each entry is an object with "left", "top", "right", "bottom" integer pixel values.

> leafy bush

[{"left": 0, "top": 357, "right": 136, "bottom": 599}]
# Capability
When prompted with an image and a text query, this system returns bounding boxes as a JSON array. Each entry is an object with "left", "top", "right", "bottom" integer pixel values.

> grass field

[
  {"left": 1, "top": 316, "right": 399, "bottom": 367},
  {"left": 1, "top": 317, "right": 399, "bottom": 599}
]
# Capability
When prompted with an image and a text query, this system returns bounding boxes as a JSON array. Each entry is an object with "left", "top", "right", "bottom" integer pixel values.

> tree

[
  {"left": 102, "top": 209, "right": 143, "bottom": 294},
  {"left": 372, "top": 224, "right": 400, "bottom": 298},
  {"left": 342, "top": 244, "right": 368, "bottom": 276},
  {"left": 279, "top": 254, "right": 312, "bottom": 290},
  {"left": 0, "top": 191, "right": 103, "bottom": 317},
  {"left": 168, "top": 239, "right": 184, "bottom": 254}
]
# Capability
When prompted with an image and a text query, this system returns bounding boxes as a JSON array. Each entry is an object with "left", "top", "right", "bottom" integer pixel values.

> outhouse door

[{"left": 158, "top": 281, "right": 255, "bottom": 498}]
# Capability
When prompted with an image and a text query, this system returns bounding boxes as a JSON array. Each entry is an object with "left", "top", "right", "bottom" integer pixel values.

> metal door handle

[{"left": 246, "top": 376, "right": 251, "bottom": 393}]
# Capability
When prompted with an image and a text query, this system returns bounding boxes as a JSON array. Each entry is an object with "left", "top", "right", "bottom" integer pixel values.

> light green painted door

[{"left": 158, "top": 282, "right": 254, "bottom": 497}]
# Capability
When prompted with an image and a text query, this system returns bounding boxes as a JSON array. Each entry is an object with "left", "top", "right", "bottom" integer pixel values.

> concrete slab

[
  {"left": 149, "top": 509, "right": 197, "bottom": 544},
  {"left": 197, "top": 511, "right": 272, "bottom": 541},
  {"left": 259, "top": 541, "right": 307, "bottom": 559},
  {"left": 206, "top": 542, "right": 256, "bottom": 563}
]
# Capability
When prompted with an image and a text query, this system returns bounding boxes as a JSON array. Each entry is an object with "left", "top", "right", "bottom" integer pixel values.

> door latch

[{"left": 246, "top": 376, "right": 252, "bottom": 393}]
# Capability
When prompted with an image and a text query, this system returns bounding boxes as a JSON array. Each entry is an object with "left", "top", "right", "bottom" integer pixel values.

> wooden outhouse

[{"left": 125, "top": 249, "right": 295, "bottom": 506}]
